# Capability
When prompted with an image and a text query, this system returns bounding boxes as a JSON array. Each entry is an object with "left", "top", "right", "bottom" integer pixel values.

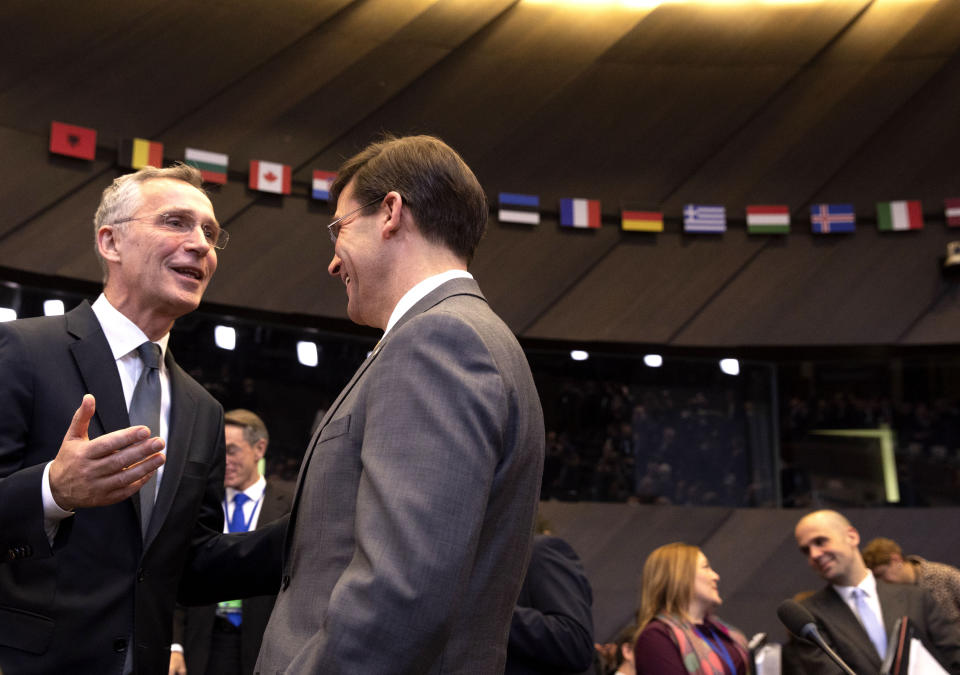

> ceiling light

[
  {"left": 214, "top": 325, "right": 236, "bottom": 350},
  {"left": 44, "top": 299, "right": 65, "bottom": 316},
  {"left": 297, "top": 341, "right": 319, "bottom": 367},
  {"left": 719, "top": 358, "right": 740, "bottom": 375}
]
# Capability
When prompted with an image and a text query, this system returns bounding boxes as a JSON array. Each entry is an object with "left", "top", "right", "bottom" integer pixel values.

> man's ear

[
  {"left": 97, "top": 225, "right": 122, "bottom": 263},
  {"left": 254, "top": 439, "right": 267, "bottom": 461},
  {"left": 381, "top": 190, "right": 404, "bottom": 238}
]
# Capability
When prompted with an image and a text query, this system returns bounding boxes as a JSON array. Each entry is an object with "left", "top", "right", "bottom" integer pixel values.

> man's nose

[{"left": 328, "top": 254, "right": 341, "bottom": 277}]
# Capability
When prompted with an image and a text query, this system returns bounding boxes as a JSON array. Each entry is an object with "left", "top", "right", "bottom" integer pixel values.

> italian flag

[
  {"left": 249, "top": 160, "right": 291, "bottom": 195},
  {"left": 185, "top": 148, "right": 228, "bottom": 184},
  {"left": 876, "top": 200, "right": 923, "bottom": 231},
  {"left": 746, "top": 205, "right": 790, "bottom": 234}
]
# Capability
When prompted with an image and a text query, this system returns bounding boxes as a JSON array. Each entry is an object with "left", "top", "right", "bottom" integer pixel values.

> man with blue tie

[
  {"left": 170, "top": 409, "right": 293, "bottom": 675},
  {"left": 789, "top": 510, "right": 960, "bottom": 674}
]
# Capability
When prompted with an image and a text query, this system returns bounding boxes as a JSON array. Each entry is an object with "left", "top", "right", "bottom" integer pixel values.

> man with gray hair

[{"left": 0, "top": 164, "right": 284, "bottom": 675}]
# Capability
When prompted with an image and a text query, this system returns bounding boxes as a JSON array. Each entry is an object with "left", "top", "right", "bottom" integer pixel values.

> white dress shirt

[
  {"left": 224, "top": 475, "right": 267, "bottom": 533},
  {"left": 41, "top": 293, "right": 171, "bottom": 540},
  {"left": 382, "top": 269, "right": 473, "bottom": 339},
  {"left": 834, "top": 569, "right": 886, "bottom": 631}
]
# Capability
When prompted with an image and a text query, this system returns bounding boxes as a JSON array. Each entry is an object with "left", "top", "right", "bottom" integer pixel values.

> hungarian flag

[
  {"left": 876, "top": 200, "right": 923, "bottom": 231},
  {"left": 312, "top": 170, "right": 337, "bottom": 200},
  {"left": 49, "top": 121, "right": 97, "bottom": 160},
  {"left": 249, "top": 160, "right": 291, "bottom": 195},
  {"left": 559, "top": 198, "right": 601, "bottom": 229},
  {"left": 184, "top": 147, "right": 228, "bottom": 184},
  {"left": 945, "top": 199, "right": 960, "bottom": 227},
  {"left": 621, "top": 209, "right": 663, "bottom": 232},
  {"left": 746, "top": 205, "right": 790, "bottom": 234},
  {"left": 119, "top": 138, "right": 163, "bottom": 169},
  {"left": 498, "top": 193, "right": 540, "bottom": 225}
]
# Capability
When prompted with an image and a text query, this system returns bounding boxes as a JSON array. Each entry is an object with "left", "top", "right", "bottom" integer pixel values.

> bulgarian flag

[
  {"left": 119, "top": 138, "right": 163, "bottom": 169},
  {"left": 185, "top": 148, "right": 228, "bottom": 184},
  {"left": 249, "top": 160, "right": 291, "bottom": 195},
  {"left": 746, "top": 205, "right": 790, "bottom": 234},
  {"left": 876, "top": 200, "right": 923, "bottom": 231}
]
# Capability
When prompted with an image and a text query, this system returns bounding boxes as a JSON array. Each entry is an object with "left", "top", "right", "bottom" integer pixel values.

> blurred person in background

[{"left": 633, "top": 543, "right": 749, "bottom": 675}]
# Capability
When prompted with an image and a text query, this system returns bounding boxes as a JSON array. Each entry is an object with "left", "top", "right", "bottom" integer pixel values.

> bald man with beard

[{"left": 787, "top": 510, "right": 960, "bottom": 675}]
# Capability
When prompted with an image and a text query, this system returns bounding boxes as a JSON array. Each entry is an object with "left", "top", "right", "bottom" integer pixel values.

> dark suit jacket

[
  {"left": 0, "top": 302, "right": 285, "bottom": 675},
  {"left": 789, "top": 580, "right": 960, "bottom": 674},
  {"left": 173, "top": 479, "right": 294, "bottom": 675},
  {"left": 505, "top": 534, "right": 596, "bottom": 675},
  {"left": 257, "top": 277, "right": 545, "bottom": 674}
]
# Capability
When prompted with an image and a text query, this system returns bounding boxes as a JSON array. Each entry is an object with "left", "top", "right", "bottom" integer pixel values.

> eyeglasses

[
  {"left": 115, "top": 211, "right": 229, "bottom": 250},
  {"left": 327, "top": 196, "right": 385, "bottom": 243}
]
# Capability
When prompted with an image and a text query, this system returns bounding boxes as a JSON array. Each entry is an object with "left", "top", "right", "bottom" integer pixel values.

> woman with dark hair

[{"left": 633, "top": 543, "right": 750, "bottom": 675}]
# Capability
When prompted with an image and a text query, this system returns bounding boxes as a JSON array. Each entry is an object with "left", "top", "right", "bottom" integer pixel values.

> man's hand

[
  {"left": 49, "top": 394, "right": 165, "bottom": 511},
  {"left": 169, "top": 650, "right": 187, "bottom": 675}
]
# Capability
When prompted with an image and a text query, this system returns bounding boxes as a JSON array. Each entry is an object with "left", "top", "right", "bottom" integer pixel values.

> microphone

[{"left": 777, "top": 599, "right": 859, "bottom": 675}]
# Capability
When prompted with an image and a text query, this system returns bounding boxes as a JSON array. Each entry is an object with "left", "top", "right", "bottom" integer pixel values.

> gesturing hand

[{"left": 49, "top": 394, "right": 166, "bottom": 511}]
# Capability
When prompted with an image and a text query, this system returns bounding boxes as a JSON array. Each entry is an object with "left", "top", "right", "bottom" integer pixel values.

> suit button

[
  {"left": 113, "top": 637, "right": 127, "bottom": 653},
  {"left": 281, "top": 575, "right": 290, "bottom": 590},
  {"left": 137, "top": 568, "right": 146, "bottom": 582}
]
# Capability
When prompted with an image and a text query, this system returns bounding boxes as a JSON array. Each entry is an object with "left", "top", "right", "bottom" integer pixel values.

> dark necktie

[{"left": 128, "top": 342, "right": 161, "bottom": 537}]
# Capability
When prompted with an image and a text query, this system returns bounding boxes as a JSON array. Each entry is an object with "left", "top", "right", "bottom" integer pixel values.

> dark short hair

[
  {"left": 329, "top": 134, "right": 488, "bottom": 263},
  {"left": 224, "top": 408, "right": 269, "bottom": 447},
  {"left": 862, "top": 537, "right": 903, "bottom": 569}
]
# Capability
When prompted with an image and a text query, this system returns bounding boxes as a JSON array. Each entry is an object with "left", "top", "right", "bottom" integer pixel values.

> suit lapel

[
  {"left": 877, "top": 580, "right": 907, "bottom": 636},
  {"left": 66, "top": 302, "right": 129, "bottom": 440},
  {"left": 821, "top": 586, "right": 882, "bottom": 668},
  {"left": 66, "top": 302, "right": 139, "bottom": 526},
  {"left": 257, "top": 481, "right": 285, "bottom": 528},
  {"left": 282, "top": 347, "right": 381, "bottom": 557},
  {"left": 144, "top": 351, "right": 197, "bottom": 548},
  {"left": 284, "top": 278, "right": 486, "bottom": 558}
]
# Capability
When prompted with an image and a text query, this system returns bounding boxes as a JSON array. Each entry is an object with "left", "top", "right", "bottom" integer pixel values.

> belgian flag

[{"left": 119, "top": 138, "right": 163, "bottom": 169}]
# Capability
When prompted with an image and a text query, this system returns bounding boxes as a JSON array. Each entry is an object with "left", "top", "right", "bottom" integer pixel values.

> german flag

[{"left": 119, "top": 138, "right": 163, "bottom": 169}]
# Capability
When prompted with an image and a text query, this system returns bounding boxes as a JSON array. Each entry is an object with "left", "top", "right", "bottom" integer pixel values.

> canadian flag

[{"left": 249, "top": 160, "right": 291, "bottom": 195}]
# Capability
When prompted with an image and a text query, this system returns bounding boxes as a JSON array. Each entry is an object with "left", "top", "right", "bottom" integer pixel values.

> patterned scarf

[{"left": 654, "top": 613, "right": 751, "bottom": 675}]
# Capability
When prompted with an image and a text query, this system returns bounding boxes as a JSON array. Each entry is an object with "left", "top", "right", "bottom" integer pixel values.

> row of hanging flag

[
  {"left": 501, "top": 196, "right": 957, "bottom": 234},
  {"left": 50, "top": 121, "right": 960, "bottom": 234},
  {"left": 49, "top": 122, "right": 335, "bottom": 198}
]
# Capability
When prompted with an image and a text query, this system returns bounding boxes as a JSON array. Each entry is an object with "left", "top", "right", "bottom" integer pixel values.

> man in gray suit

[{"left": 256, "top": 134, "right": 545, "bottom": 674}]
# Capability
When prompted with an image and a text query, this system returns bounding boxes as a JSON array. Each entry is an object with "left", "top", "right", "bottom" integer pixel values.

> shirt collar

[
  {"left": 382, "top": 270, "right": 472, "bottom": 338},
  {"left": 91, "top": 293, "right": 170, "bottom": 362},
  {"left": 834, "top": 568, "right": 879, "bottom": 598},
  {"left": 225, "top": 475, "right": 266, "bottom": 503}
]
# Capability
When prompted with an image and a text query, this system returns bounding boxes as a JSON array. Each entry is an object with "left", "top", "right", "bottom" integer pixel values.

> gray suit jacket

[
  {"left": 790, "top": 580, "right": 960, "bottom": 674},
  {"left": 256, "top": 278, "right": 545, "bottom": 674}
]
